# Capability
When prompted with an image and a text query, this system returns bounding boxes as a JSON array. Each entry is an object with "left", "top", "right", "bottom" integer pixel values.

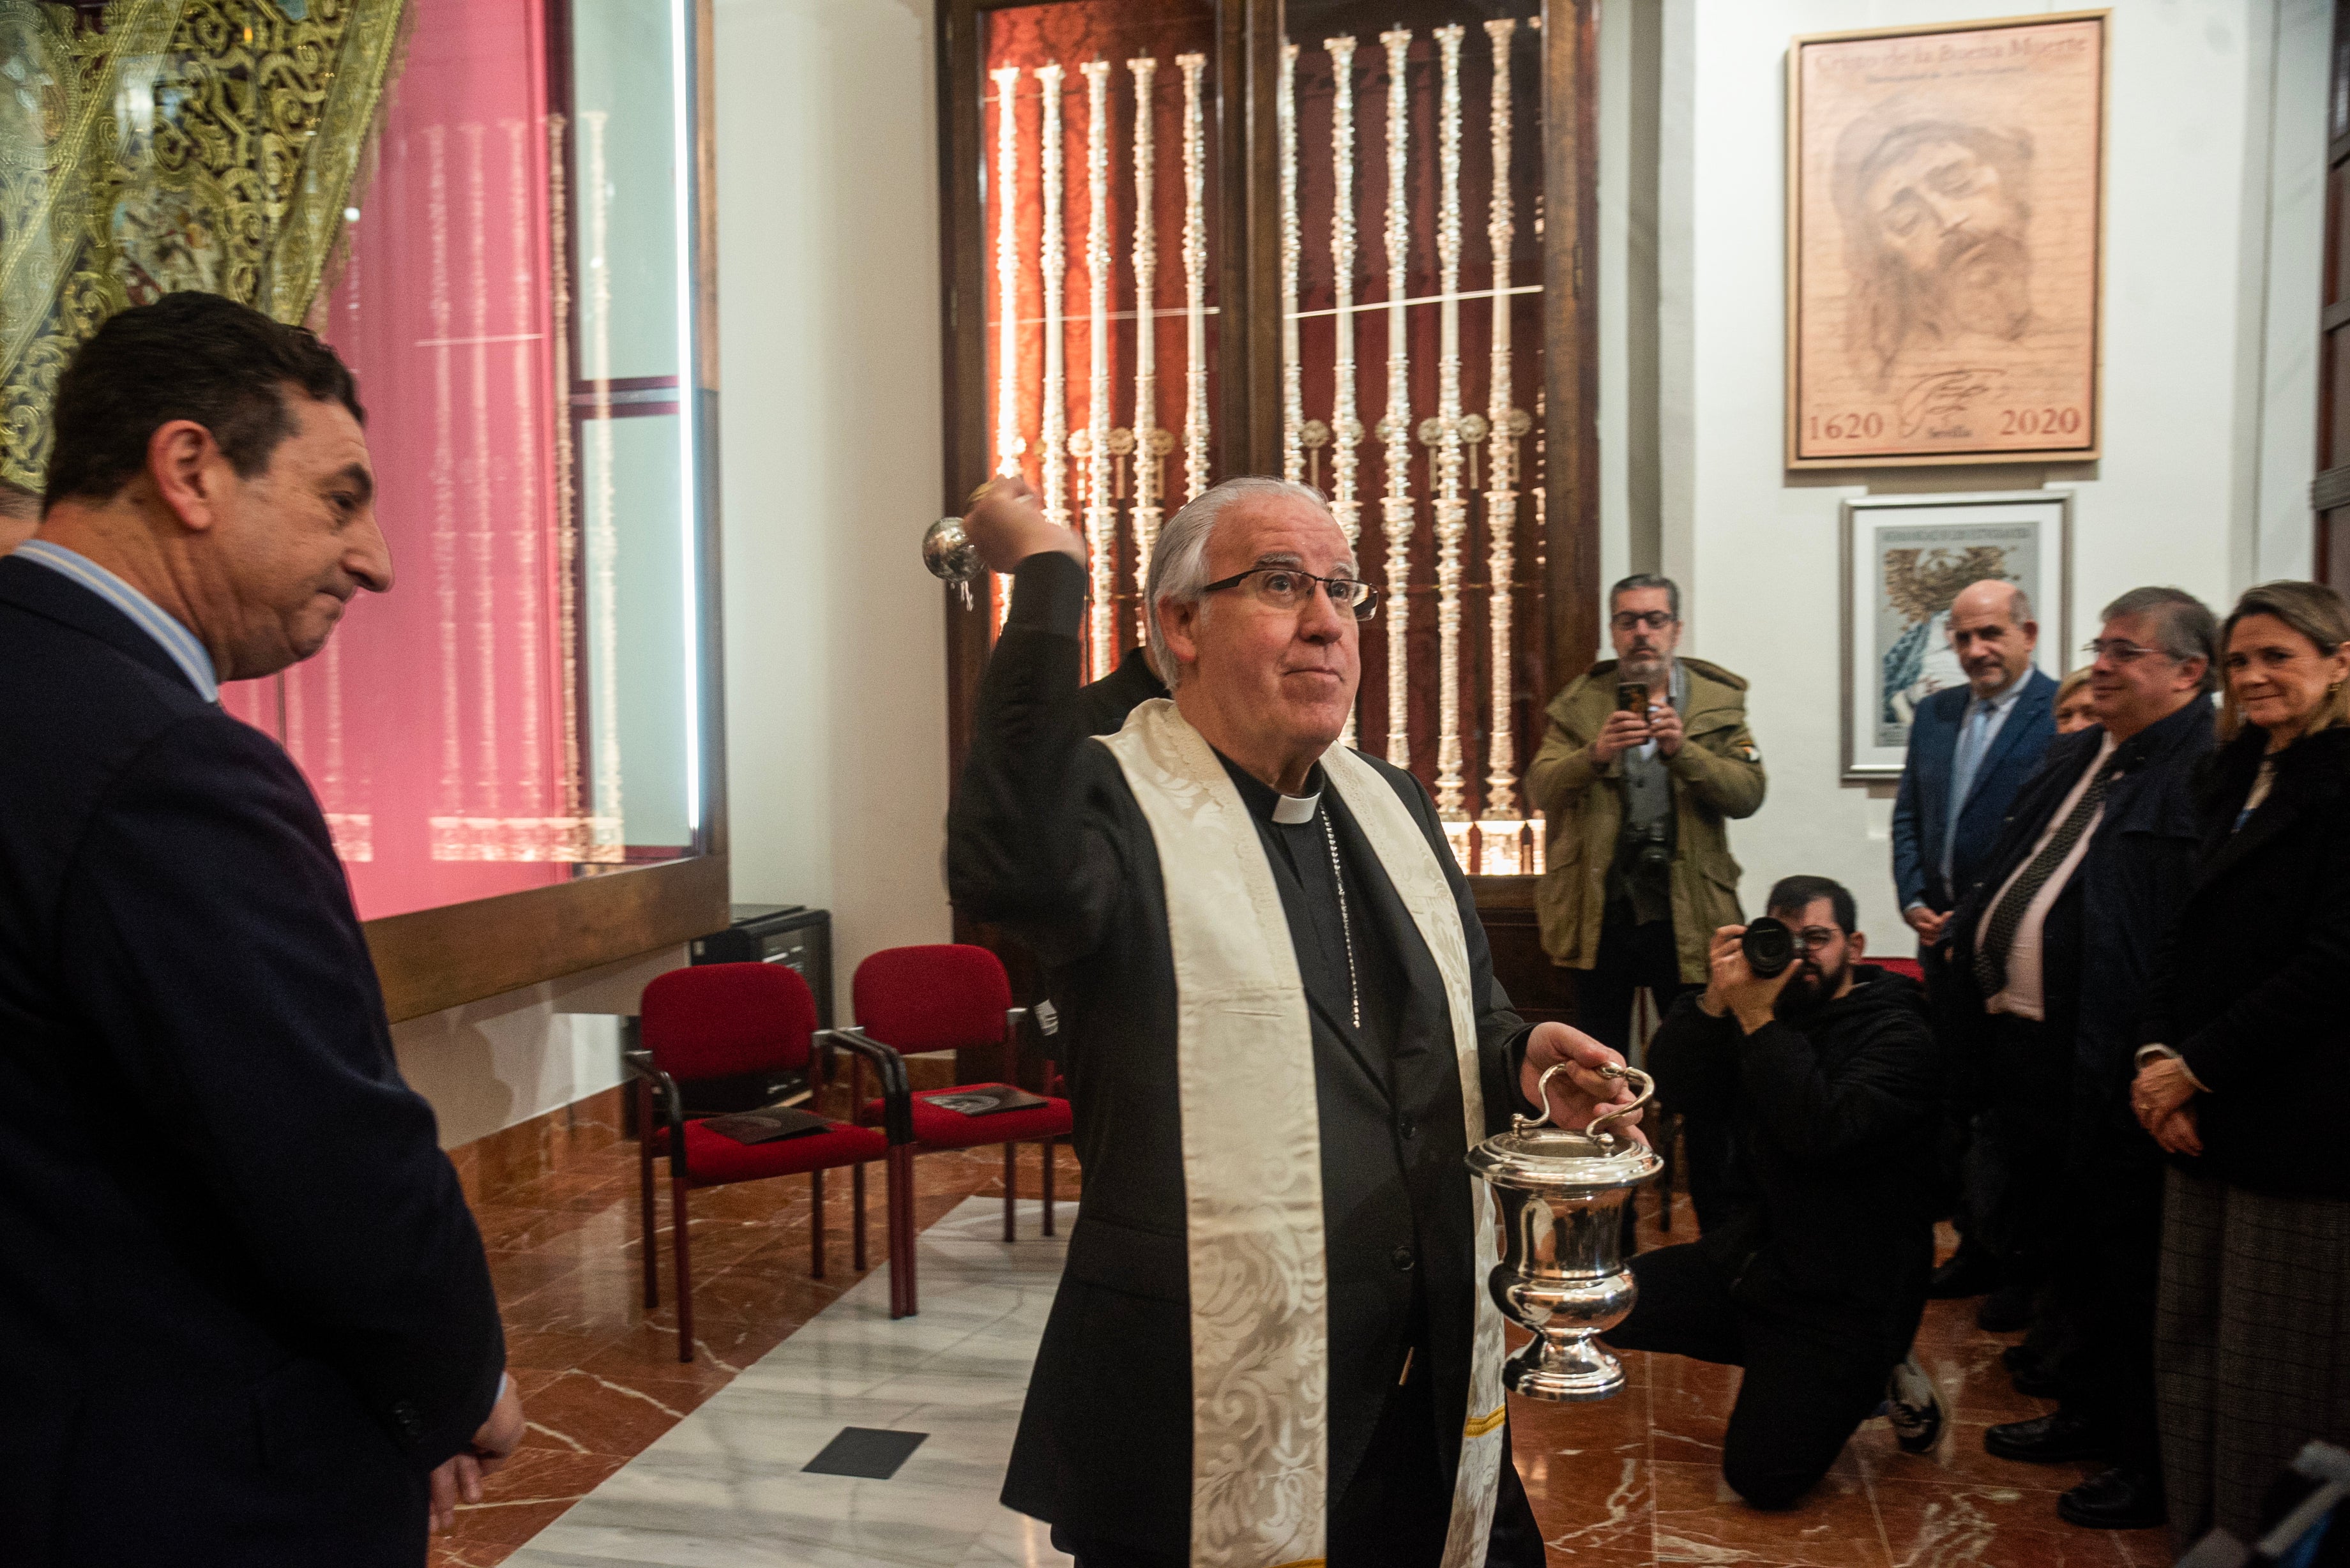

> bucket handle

[{"left": 1522, "top": 1061, "right": 1654, "bottom": 1149}]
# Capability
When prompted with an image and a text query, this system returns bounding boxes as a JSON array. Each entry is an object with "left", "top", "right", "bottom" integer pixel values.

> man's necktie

[
  {"left": 1943, "top": 702, "right": 1992, "bottom": 887},
  {"left": 1973, "top": 758, "right": 2113, "bottom": 997}
]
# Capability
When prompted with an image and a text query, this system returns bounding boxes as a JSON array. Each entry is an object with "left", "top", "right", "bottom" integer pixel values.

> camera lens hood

[{"left": 1741, "top": 916, "right": 1796, "bottom": 979}]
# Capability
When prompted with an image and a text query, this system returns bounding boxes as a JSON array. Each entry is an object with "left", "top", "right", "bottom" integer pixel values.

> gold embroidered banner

[{"left": 0, "top": 0, "right": 407, "bottom": 494}]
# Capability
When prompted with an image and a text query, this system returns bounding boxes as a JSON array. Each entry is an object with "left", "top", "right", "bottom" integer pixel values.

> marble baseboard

[{"left": 450, "top": 1085, "right": 630, "bottom": 1209}]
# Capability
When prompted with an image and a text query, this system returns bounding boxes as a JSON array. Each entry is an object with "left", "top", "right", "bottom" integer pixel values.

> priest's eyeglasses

[{"left": 1201, "top": 566, "right": 1383, "bottom": 621}]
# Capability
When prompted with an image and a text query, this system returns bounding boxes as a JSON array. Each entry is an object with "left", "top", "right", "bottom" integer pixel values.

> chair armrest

[
  {"left": 1003, "top": 1007, "right": 1032, "bottom": 1086},
  {"left": 820, "top": 1029, "right": 914, "bottom": 1145},
  {"left": 625, "top": 1049, "right": 690, "bottom": 1179}
]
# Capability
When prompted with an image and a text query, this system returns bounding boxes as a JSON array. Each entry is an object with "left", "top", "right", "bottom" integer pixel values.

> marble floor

[
  {"left": 437, "top": 1121, "right": 2178, "bottom": 1568},
  {"left": 504, "top": 1196, "right": 1068, "bottom": 1568}
]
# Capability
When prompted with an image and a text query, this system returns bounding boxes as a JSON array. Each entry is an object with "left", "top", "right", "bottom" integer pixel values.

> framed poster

[
  {"left": 1788, "top": 11, "right": 2107, "bottom": 469},
  {"left": 1842, "top": 490, "right": 2071, "bottom": 780}
]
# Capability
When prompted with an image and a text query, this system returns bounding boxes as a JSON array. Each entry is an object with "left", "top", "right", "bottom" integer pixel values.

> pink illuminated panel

[{"left": 220, "top": 0, "right": 701, "bottom": 922}]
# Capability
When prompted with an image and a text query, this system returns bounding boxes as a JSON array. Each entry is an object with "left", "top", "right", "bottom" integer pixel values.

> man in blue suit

[
  {"left": 1893, "top": 580, "right": 2058, "bottom": 940},
  {"left": 1889, "top": 580, "right": 2057, "bottom": 1311}
]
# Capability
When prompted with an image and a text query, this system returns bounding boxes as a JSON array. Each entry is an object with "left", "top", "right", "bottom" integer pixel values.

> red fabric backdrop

[{"left": 222, "top": 0, "right": 580, "bottom": 921}]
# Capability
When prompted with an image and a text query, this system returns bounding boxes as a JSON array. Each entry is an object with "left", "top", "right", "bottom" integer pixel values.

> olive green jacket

[{"left": 1525, "top": 657, "right": 1767, "bottom": 982}]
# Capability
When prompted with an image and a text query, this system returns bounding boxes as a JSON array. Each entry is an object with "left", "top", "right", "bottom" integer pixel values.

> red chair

[
  {"left": 630, "top": 963, "right": 912, "bottom": 1362},
  {"left": 828, "top": 944, "right": 1073, "bottom": 1319}
]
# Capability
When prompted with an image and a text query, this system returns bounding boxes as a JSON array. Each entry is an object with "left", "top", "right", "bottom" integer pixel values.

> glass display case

[
  {"left": 0, "top": 0, "right": 725, "bottom": 1018},
  {"left": 937, "top": 0, "right": 1597, "bottom": 880}
]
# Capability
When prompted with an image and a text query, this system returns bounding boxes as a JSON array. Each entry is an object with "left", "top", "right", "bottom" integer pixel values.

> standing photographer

[
  {"left": 1605, "top": 877, "right": 1944, "bottom": 1508},
  {"left": 1529, "top": 574, "right": 1766, "bottom": 1226}
]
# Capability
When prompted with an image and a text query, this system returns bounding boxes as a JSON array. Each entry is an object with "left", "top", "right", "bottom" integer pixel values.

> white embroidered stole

[
  {"left": 1098, "top": 699, "right": 1506, "bottom": 1568},
  {"left": 1321, "top": 744, "right": 1510, "bottom": 1567}
]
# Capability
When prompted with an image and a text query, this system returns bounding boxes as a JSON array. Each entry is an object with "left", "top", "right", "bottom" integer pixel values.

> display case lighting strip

[
  {"left": 1327, "top": 35, "right": 1361, "bottom": 549},
  {"left": 991, "top": 66, "right": 1024, "bottom": 480},
  {"left": 1177, "top": 51, "right": 1209, "bottom": 503},
  {"left": 1036, "top": 64, "right": 1069, "bottom": 533},
  {"left": 1325, "top": 34, "right": 1361, "bottom": 753},
  {"left": 1278, "top": 42, "right": 1303, "bottom": 485},
  {"left": 1378, "top": 28, "right": 1414, "bottom": 769},
  {"left": 1430, "top": 24, "right": 1467, "bottom": 819},
  {"left": 1483, "top": 19, "right": 1522, "bottom": 827},
  {"left": 671, "top": 0, "right": 701, "bottom": 837},
  {"left": 1080, "top": 60, "right": 1115, "bottom": 679},
  {"left": 1129, "top": 55, "right": 1162, "bottom": 644}
]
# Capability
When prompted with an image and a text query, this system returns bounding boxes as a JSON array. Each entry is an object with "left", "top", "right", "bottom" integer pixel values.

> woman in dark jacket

[{"left": 2131, "top": 580, "right": 2350, "bottom": 1551}]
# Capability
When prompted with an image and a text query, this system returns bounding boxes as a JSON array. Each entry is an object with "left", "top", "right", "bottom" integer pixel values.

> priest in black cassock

[{"left": 948, "top": 474, "right": 1641, "bottom": 1568}]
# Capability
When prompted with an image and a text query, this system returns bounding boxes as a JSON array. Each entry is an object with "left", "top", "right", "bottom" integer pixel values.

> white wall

[
  {"left": 711, "top": 0, "right": 954, "bottom": 999},
  {"left": 1618, "top": 0, "right": 2326, "bottom": 945},
  {"left": 393, "top": 946, "right": 683, "bottom": 1150}
]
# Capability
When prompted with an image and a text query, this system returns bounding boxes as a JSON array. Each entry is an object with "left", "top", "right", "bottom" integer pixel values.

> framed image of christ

[
  {"left": 1787, "top": 11, "right": 2107, "bottom": 469},
  {"left": 1841, "top": 491, "right": 2071, "bottom": 780}
]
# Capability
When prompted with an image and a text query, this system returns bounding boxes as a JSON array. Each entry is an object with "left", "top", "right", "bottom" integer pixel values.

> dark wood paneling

[
  {"left": 939, "top": 0, "right": 997, "bottom": 770},
  {"left": 367, "top": 855, "right": 730, "bottom": 1024},
  {"left": 1470, "top": 873, "right": 1575, "bottom": 1024},
  {"left": 2325, "top": 508, "right": 2350, "bottom": 590},
  {"left": 1541, "top": 0, "right": 1602, "bottom": 698}
]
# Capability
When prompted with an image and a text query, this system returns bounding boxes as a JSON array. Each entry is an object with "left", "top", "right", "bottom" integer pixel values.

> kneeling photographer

[{"left": 1605, "top": 876, "right": 1945, "bottom": 1507}]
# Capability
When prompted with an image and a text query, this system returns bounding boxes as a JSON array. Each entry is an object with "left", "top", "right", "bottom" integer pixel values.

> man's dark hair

[
  {"left": 42, "top": 292, "right": 364, "bottom": 513},
  {"left": 1767, "top": 874, "right": 1858, "bottom": 937},
  {"left": 2101, "top": 585, "right": 2220, "bottom": 695},
  {"left": 1610, "top": 573, "right": 1680, "bottom": 620}
]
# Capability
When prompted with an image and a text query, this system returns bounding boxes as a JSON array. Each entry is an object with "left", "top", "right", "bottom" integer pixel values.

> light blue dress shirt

[
  {"left": 13, "top": 539, "right": 221, "bottom": 703},
  {"left": 1939, "top": 674, "right": 2031, "bottom": 888}
]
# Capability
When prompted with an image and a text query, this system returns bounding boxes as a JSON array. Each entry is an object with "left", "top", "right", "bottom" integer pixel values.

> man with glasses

[
  {"left": 1606, "top": 875, "right": 1946, "bottom": 1507},
  {"left": 1950, "top": 587, "right": 2217, "bottom": 1531},
  {"left": 1528, "top": 574, "right": 1766, "bottom": 1225},
  {"left": 1888, "top": 580, "right": 2058, "bottom": 1321},
  {"left": 950, "top": 474, "right": 1641, "bottom": 1567}
]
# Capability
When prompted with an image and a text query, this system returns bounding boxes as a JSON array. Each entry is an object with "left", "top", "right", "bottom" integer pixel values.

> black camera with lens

[
  {"left": 1629, "top": 823, "right": 1672, "bottom": 879},
  {"left": 1740, "top": 916, "right": 1797, "bottom": 979}
]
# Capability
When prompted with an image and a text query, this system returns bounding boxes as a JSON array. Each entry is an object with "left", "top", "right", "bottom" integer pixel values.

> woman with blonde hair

[
  {"left": 2052, "top": 666, "right": 2096, "bottom": 734},
  {"left": 2131, "top": 579, "right": 2350, "bottom": 1549}
]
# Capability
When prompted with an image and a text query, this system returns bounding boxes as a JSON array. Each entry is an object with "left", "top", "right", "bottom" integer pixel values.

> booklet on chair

[
  {"left": 701, "top": 1106, "right": 833, "bottom": 1145},
  {"left": 921, "top": 1084, "right": 1049, "bottom": 1117}
]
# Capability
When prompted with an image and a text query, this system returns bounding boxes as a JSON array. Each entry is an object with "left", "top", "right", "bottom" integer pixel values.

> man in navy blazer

[
  {"left": 1891, "top": 581, "right": 2059, "bottom": 937},
  {"left": 1888, "top": 581, "right": 2057, "bottom": 1313},
  {"left": 0, "top": 294, "right": 518, "bottom": 1564}
]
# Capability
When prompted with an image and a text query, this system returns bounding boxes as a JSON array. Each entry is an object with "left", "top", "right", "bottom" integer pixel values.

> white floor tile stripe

[{"left": 506, "top": 1197, "right": 1075, "bottom": 1568}]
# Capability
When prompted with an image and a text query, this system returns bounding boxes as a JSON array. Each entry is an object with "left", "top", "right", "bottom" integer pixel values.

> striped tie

[{"left": 1973, "top": 762, "right": 2114, "bottom": 997}]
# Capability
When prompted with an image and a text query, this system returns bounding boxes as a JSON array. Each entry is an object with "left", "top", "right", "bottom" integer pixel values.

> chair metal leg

[
  {"left": 1003, "top": 1142, "right": 1017, "bottom": 1241},
  {"left": 890, "top": 1145, "right": 918, "bottom": 1319},
  {"left": 671, "top": 1176, "right": 695, "bottom": 1363},
  {"left": 637, "top": 1080, "right": 658, "bottom": 1308},
  {"left": 853, "top": 1161, "right": 868, "bottom": 1272},
  {"left": 1040, "top": 1139, "right": 1056, "bottom": 1237},
  {"left": 810, "top": 1166, "right": 826, "bottom": 1279}
]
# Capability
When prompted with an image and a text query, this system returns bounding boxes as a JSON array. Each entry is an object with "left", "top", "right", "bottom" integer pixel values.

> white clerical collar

[{"left": 1271, "top": 790, "right": 1322, "bottom": 825}]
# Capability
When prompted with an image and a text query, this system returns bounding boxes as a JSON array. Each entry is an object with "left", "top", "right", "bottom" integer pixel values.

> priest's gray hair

[{"left": 1144, "top": 476, "right": 1341, "bottom": 693}]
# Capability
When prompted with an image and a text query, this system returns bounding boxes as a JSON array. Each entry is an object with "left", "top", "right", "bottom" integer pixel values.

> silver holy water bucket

[{"left": 1465, "top": 1062, "right": 1661, "bottom": 1401}]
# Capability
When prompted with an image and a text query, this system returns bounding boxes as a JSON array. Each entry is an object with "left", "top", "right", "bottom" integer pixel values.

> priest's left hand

[{"left": 1519, "top": 1021, "right": 1645, "bottom": 1143}]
